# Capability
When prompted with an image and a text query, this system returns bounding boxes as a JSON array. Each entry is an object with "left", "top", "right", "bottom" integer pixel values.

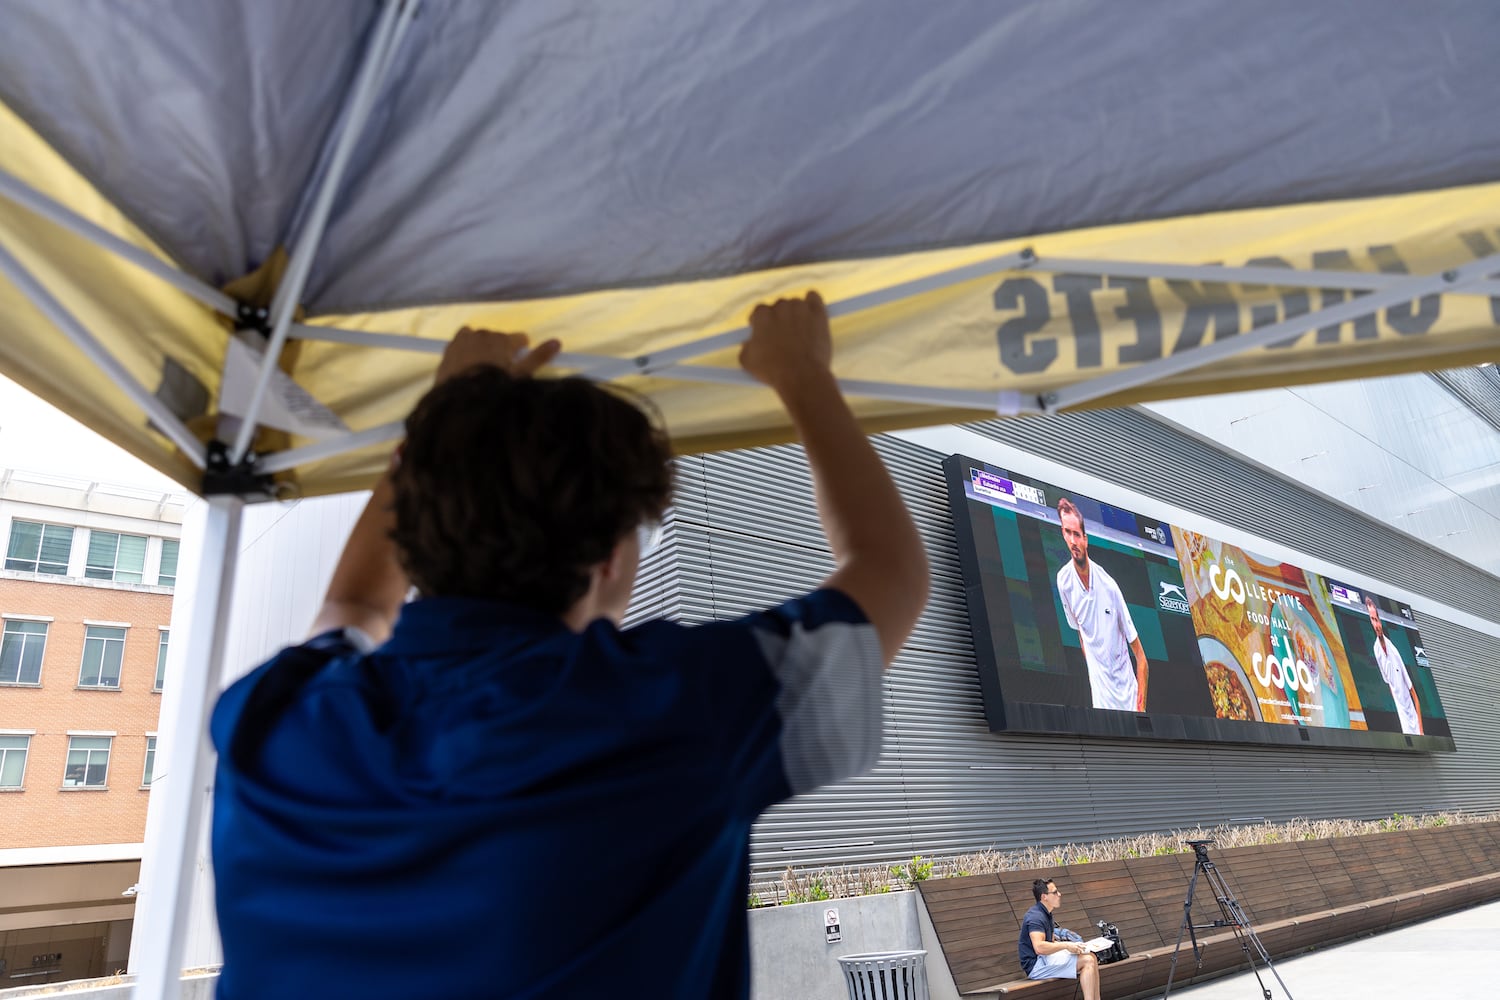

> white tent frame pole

[
  {"left": 1032, "top": 255, "right": 1500, "bottom": 298},
  {"left": 577, "top": 248, "right": 1039, "bottom": 380},
  {"left": 1037, "top": 252, "right": 1500, "bottom": 413},
  {"left": 288, "top": 322, "right": 605, "bottom": 372},
  {"left": 648, "top": 363, "right": 1018, "bottom": 412},
  {"left": 260, "top": 248, "right": 1500, "bottom": 472},
  {"left": 255, "top": 368, "right": 1017, "bottom": 477},
  {"left": 0, "top": 168, "right": 238, "bottom": 316},
  {"left": 0, "top": 238, "right": 208, "bottom": 467},
  {"left": 229, "top": 0, "right": 418, "bottom": 466},
  {"left": 257, "top": 420, "right": 405, "bottom": 474},
  {"left": 130, "top": 495, "right": 244, "bottom": 1000}
]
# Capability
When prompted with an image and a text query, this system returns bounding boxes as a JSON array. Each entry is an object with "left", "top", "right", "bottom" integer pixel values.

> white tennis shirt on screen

[
  {"left": 1373, "top": 634, "right": 1421, "bottom": 735},
  {"left": 1056, "top": 558, "right": 1139, "bottom": 711}
]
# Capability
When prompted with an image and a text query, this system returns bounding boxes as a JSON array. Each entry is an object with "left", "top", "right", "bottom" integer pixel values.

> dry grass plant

[{"left": 750, "top": 810, "right": 1498, "bottom": 907}]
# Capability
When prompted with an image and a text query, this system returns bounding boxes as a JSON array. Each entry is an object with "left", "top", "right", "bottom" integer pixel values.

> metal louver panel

[{"left": 656, "top": 420, "right": 1500, "bottom": 880}]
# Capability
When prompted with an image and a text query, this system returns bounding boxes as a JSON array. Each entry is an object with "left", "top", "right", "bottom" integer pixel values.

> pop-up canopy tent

[{"left": 2, "top": 2, "right": 1498, "bottom": 996}]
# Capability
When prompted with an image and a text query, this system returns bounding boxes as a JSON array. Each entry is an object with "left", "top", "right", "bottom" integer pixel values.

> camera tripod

[{"left": 1161, "top": 840, "right": 1294, "bottom": 1000}]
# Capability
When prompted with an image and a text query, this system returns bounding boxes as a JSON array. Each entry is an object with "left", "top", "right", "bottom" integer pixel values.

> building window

[
  {"left": 0, "top": 620, "right": 47, "bottom": 685},
  {"left": 142, "top": 736, "right": 157, "bottom": 787},
  {"left": 0, "top": 735, "right": 28, "bottom": 788},
  {"left": 158, "top": 539, "right": 180, "bottom": 588},
  {"left": 63, "top": 736, "right": 111, "bottom": 787},
  {"left": 79, "top": 626, "right": 126, "bottom": 688},
  {"left": 155, "top": 630, "right": 169, "bottom": 690},
  {"left": 5, "top": 520, "right": 74, "bottom": 575},
  {"left": 85, "top": 530, "right": 148, "bottom": 583}
]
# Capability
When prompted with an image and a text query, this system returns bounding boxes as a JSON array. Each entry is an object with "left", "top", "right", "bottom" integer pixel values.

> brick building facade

[
  {"left": 0, "top": 470, "right": 188, "bottom": 986},
  {"left": 0, "top": 577, "right": 174, "bottom": 848}
]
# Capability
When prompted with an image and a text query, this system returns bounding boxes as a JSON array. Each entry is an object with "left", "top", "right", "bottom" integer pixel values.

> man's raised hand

[
  {"left": 437, "top": 327, "right": 562, "bottom": 384},
  {"left": 739, "top": 291, "right": 833, "bottom": 391}
]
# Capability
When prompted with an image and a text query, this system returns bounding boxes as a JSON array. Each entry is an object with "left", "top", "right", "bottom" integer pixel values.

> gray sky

[{"left": 0, "top": 373, "right": 182, "bottom": 492}]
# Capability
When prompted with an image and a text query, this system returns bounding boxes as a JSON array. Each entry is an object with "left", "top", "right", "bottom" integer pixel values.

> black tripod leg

[
  {"left": 1161, "top": 860, "right": 1204, "bottom": 1000},
  {"left": 1203, "top": 860, "right": 1296, "bottom": 1000}
]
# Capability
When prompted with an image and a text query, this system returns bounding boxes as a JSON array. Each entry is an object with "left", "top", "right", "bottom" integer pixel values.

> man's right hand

[
  {"left": 738, "top": 289, "right": 929, "bottom": 669},
  {"left": 739, "top": 292, "right": 833, "bottom": 392},
  {"left": 437, "top": 327, "right": 561, "bottom": 384}
]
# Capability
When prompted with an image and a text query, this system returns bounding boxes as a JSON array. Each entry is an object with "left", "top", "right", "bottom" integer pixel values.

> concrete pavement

[{"left": 1163, "top": 897, "right": 1500, "bottom": 999}]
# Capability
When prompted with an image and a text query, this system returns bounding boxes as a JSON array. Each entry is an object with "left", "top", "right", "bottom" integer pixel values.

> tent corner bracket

[
  {"left": 235, "top": 302, "right": 273, "bottom": 338},
  {"left": 202, "top": 440, "right": 277, "bottom": 501}
]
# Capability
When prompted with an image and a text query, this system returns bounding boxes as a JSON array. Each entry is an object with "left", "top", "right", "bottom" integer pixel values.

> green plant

[
  {"left": 748, "top": 893, "right": 764, "bottom": 909},
  {"left": 890, "top": 855, "right": 935, "bottom": 888}
]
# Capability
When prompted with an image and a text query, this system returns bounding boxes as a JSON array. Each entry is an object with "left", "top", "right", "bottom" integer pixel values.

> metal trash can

[{"left": 837, "top": 950, "right": 929, "bottom": 1000}]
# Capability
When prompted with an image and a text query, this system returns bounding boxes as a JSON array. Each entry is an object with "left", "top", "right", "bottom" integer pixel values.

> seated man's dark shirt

[{"left": 1017, "top": 900, "right": 1055, "bottom": 976}]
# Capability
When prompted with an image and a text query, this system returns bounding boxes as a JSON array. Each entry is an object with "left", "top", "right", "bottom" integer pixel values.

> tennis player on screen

[
  {"left": 1054, "top": 497, "right": 1149, "bottom": 712},
  {"left": 1366, "top": 594, "right": 1422, "bottom": 735}
]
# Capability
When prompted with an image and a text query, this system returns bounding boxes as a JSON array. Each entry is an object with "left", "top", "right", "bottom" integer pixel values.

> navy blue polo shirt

[
  {"left": 210, "top": 589, "right": 881, "bottom": 999},
  {"left": 1018, "top": 901, "right": 1055, "bottom": 976}
]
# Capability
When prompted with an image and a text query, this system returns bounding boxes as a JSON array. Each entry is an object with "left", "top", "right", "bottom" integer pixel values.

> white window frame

[
  {"left": 154, "top": 626, "right": 169, "bottom": 691},
  {"left": 4, "top": 519, "right": 75, "bottom": 575},
  {"left": 78, "top": 624, "right": 128, "bottom": 689},
  {"left": 157, "top": 537, "right": 180, "bottom": 588},
  {"left": 84, "top": 529, "right": 149, "bottom": 583},
  {"left": 0, "top": 730, "right": 32, "bottom": 789},
  {"left": 62, "top": 733, "right": 114, "bottom": 789},
  {"left": 0, "top": 616, "right": 50, "bottom": 686},
  {"left": 142, "top": 734, "right": 158, "bottom": 788}
]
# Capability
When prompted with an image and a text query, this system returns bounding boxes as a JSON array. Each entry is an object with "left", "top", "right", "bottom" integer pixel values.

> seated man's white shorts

[{"left": 1029, "top": 950, "right": 1078, "bottom": 980}]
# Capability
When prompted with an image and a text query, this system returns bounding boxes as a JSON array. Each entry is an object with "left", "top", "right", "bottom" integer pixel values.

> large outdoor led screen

[{"left": 944, "top": 454, "right": 1454, "bottom": 751}]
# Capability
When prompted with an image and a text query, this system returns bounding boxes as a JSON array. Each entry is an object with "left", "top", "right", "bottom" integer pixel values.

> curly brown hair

[{"left": 390, "top": 367, "right": 673, "bottom": 614}]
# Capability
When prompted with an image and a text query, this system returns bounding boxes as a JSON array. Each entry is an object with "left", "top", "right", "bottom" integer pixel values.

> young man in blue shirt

[{"left": 210, "top": 293, "right": 930, "bottom": 998}]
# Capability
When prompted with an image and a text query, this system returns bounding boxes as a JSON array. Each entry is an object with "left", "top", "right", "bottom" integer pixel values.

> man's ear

[{"left": 600, "top": 534, "right": 633, "bottom": 582}]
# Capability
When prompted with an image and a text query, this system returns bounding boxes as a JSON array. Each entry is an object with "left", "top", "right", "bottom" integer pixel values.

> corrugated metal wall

[{"left": 653, "top": 410, "right": 1500, "bottom": 879}]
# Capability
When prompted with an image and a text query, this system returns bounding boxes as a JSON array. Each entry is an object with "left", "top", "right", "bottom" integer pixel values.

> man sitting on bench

[{"left": 1019, "top": 878, "right": 1100, "bottom": 1000}]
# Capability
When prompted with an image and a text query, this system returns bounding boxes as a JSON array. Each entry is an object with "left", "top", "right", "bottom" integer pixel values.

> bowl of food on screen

[{"left": 1198, "top": 636, "right": 1260, "bottom": 722}]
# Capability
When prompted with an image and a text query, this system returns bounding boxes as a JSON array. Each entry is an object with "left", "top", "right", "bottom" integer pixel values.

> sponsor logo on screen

[{"left": 1157, "top": 581, "right": 1191, "bottom": 615}]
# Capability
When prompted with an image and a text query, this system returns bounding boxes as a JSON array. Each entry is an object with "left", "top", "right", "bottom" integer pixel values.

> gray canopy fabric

[
  {"left": 2, "top": 1, "right": 1499, "bottom": 498},
  {"left": 5, "top": 1, "right": 1497, "bottom": 312}
]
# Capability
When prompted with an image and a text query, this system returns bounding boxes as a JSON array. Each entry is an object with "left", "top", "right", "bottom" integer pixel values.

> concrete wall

[
  {"left": 0, "top": 974, "right": 214, "bottom": 1000},
  {"left": 748, "top": 891, "right": 923, "bottom": 1000}
]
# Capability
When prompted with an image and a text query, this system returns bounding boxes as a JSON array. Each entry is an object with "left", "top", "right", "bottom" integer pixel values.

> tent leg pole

[{"left": 129, "top": 495, "right": 244, "bottom": 1000}]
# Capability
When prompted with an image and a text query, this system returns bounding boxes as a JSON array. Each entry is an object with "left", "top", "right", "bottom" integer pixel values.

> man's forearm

[
  {"left": 779, "top": 372, "right": 918, "bottom": 564},
  {"left": 308, "top": 466, "right": 409, "bottom": 642},
  {"left": 1133, "top": 639, "right": 1149, "bottom": 709},
  {"left": 776, "top": 370, "right": 928, "bottom": 654}
]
